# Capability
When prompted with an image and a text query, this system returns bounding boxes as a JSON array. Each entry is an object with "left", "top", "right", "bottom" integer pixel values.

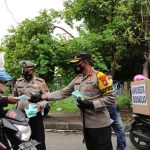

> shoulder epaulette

[
  {"left": 17, "top": 78, "right": 24, "bottom": 81},
  {"left": 36, "top": 77, "right": 44, "bottom": 82}
]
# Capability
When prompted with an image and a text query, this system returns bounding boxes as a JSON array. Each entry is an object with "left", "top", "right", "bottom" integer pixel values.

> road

[{"left": 31, "top": 131, "right": 138, "bottom": 150}]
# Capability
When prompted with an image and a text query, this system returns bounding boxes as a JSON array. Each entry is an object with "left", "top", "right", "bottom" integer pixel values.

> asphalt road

[{"left": 31, "top": 131, "right": 138, "bottom": 150}]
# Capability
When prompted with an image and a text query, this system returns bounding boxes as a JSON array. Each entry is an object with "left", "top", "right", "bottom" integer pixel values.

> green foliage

[
  {"left": 2, "top": 10, "right": 56, "bottom": 82},
  {"left": 63, "top": 0, "right": 150, "bottom": 79},
  {"left": 117, "top": 92, "right": 132, "bottom": 109},
  {"left": 1, "top": 0, "right": 150, "bottom": 86},
  {"left": 2, "top": 86, "right": 11, "bottom": 96}
]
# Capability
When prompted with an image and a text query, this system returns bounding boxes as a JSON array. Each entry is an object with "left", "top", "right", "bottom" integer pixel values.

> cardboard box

[{"left": 131, "top": 79, "right": 150, "bottom": 115}]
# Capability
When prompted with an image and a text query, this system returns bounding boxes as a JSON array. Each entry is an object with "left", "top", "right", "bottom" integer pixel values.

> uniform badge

[
  {"left": 76, "top": 77, "right": 81, "bottom": 82},
  {"left": 85, "top": 86, "right": 90, "bottom": 91},
  {"left": 98, "top": 75, "right": 108, "bottom": 86},
  {"left": 42, "top": 83, "right": 49, "bottom": 92},
  {"left": 88, "top": 76, "right": 93, "bottom": 81},
  {"left": 33, "top": 84, "right": 38, "bottom": 89},
  {"left": 85, "top": 86, "right": 91, "bottom": 94}
]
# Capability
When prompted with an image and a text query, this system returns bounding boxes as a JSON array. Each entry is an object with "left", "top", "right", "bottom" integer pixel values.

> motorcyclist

[{"left": 0, "top": 70, "right": 19, "bottom": 117}]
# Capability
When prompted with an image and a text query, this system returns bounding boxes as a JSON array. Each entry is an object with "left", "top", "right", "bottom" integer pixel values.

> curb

[
  {"left": 43, "top": 113, "right": 131, "bottom": 134},
  {"left": 44, "top": 122, "right": 83, "bottom": 131},
  {"left": 44, "top": 122, "right": 131, "bottom": 135}
]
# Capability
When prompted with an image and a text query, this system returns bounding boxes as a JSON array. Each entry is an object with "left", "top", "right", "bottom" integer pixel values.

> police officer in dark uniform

[{"left": 14, "top": 60, "right": 50, "bottom": 150}]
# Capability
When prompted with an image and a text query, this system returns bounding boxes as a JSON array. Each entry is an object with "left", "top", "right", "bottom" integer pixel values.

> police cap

[
  {"left": 70, "top": 52, "right": 92, "bottom": 63},
  {"left": 19, "top": 60, "right": 36, "bottom": 68}
]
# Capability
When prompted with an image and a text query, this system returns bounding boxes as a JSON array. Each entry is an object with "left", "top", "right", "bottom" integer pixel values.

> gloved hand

[
  {"left": 28, "top": 94, "right": 42, "bottom": 103},
  {"left": 77, "top": 99, "right": 94, "bottom": 109}
]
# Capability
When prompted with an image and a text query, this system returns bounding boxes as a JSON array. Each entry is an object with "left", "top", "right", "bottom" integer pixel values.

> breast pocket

[
  {"left": 29, "top": 88, "right": 41, "bottom": 95},
  {"left": 84, "top": 84, "right": 94, "bottom": 97},
  {"left": 16, "top": 87, "right": 24, "bottom": 96}
]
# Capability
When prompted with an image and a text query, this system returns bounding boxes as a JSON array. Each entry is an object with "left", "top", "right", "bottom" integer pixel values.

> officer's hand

[
  {"left": 28, "top": 94, "right": 42, "bottom": 103},
  {"left": 77, "top": 99, "right": 94, "bottom": 109},
  {"left": 34, "top": 104, "right": 41, "bottom": 111},
  {"left": 8, "top": 96, "right": 19, "bottom": 104}
]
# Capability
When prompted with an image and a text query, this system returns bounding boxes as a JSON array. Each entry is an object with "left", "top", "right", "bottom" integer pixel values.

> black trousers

[
  {"left": 29, "top": 112, "right": 46, "bottom": 150},
  {"left": 84, "top": 125, "right": 113, "bottom": 150}
]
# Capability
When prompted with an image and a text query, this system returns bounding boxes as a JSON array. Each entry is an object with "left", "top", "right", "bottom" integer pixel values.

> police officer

[
  {"left": 30, "top": 53, "right": 116, "bottom": 150},
  {"left": 14, "top": 60, "right": 50, "bottom": 150},
  {"left": 0, "top": 70, "right": 19, "bottom": 117}
]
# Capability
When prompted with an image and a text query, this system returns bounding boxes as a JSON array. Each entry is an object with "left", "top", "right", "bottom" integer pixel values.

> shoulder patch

[
  {"left": 17, "top": 78, "right": 24, "bottom": 81},
  {"left": 36, "top": 77, "right": 44, "bottom": 82},
  {"left": 96, "top": 72, "right": 114, "bottom": 95}
]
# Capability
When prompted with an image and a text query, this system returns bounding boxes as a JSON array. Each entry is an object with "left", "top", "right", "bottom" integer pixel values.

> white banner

[{"left": 131, "top": 84, "right": 147, "bottom": 105}]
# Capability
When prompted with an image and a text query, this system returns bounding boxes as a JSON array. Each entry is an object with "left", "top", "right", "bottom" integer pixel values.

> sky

[{"left": 0, "top": 0, "right": 78, "bottom": 42}]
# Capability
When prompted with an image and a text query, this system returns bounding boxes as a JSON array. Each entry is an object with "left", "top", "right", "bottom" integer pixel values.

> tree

[
  {"left": 1, "top": 9, "right": 64, "bottom": 86},
  {"left": 62, "top": 0, "right": 150, "bottom": 80},
  {"left": 1, "top": 8, "right": 110, "bottom": 86}
]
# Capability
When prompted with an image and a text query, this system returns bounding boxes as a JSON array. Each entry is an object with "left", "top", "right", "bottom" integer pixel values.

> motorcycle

[
  {"left": 128, "top": 113, "right": 150, "bottom": 150},
  {"left": 0, "top": 108, "right": 39, "bottom": 150}
]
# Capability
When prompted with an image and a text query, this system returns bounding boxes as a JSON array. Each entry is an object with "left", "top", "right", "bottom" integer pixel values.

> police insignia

[
  {"left": 42, "top": 83, "right": 49, "bottom": 92},
  {"left": 102, "top": 80, "right": 108, "bottom": 86},
  {"left": 76, "top": 77, "right": 81, "bottom": 82},
  {"left": 96, "top": 72, "right": 114, "bottom": 95},
  {"left": 85, "top": 86, "right": 91, "bottom": 94},
  {"left": 77, "top": 67, "right": 80, "bottom": 71},
  {"left": 85, "top": 86, "right": 90, "bottom": 91},
  {"left": 98, "top": 75, "right": 108, "bottom": 86},
  {"left": 33, "top": 84, "right": 38, "bottom": 89},
  {"left": 88, "top": 76, "right": 93, "bottom": 81}
]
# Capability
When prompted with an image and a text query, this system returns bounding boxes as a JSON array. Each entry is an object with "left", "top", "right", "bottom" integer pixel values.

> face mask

[
  {"left": 23, "top": 74, "right": 33, "bottom": 81},
  {"left": 0, "top": 83, "right": 6, "bottom": 94},
  {"left": 109, "top": 79, "right": 113, "bottom": 85},
  {"left": 74, "top": 63, "right": 85, "bottom": 74}
]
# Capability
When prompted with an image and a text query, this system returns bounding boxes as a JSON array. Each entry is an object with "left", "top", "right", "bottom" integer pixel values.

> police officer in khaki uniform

[
  {"left": 14, "top": 60, "right": 50, "bottom": 150},
  {"left": 29, "top": 53, "right": 116, "bottom": 150}
]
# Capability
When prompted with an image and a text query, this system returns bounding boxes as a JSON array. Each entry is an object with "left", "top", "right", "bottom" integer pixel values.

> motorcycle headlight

[{"left": 13, "top": 124, "right": 31, "bottom": 141}]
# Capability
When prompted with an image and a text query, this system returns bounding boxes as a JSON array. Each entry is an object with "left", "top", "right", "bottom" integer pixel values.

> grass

[
  {"left": 117, "top": 92, "right": 132, "bottom": 109},
  {"left": 49, "top": 96, "right": 79, "bottom": 113},
  {"left": 4, "top": 104, "right": 17, "bottom": 110}
]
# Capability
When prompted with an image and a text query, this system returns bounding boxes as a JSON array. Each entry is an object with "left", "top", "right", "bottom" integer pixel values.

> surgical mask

[
  {"left": 109, "top": 79, "right": 113, "bottom": 85},
  {"left": 73, "top": 63, "right": 85, "bottom": 74},
  {"left": 0, "top": 83, "right": 6, "bottom": 94},
  {"left": 23, "top": 74, "right": 33, "bottom": 81}
]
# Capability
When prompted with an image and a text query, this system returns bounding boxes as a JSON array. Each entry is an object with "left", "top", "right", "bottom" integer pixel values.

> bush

[{"left": 117, "top": 92, "right": 132, "bottom": 109}]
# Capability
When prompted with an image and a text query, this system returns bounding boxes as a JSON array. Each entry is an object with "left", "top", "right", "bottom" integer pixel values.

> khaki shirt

[
  {"left": 45, "top": 68, "right": 116, "bottom": 128},
  {"left": 14, "top": 76, "right": 50, "bottom": 112}
]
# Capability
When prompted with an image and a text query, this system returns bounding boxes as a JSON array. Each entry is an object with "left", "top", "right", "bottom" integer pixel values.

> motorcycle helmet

[
  {"left": 0, "top": 70, "right": 12, "bottom": 94},
  {"left": 133, "top": 74, "right": 147, "bottom": 82}
]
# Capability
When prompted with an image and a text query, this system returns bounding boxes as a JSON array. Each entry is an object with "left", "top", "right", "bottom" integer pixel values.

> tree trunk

[{"left": 143, "top": 52, "right": 150, "bottom": 78}]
